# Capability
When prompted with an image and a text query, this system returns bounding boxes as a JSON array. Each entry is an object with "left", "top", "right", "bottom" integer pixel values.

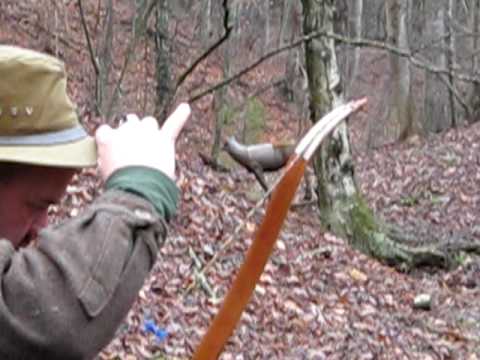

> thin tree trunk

[
  {"left": 424, "top": 1, "right": 452, "bottom": 133},
  {"left": 199, "top": 0, "right": 213, "bottom": 45},
  {"left": 447, "top": 0, "right": 457, "bottom": 127},
  {"left": 154, "top": 0, "right": 174, "bottom": 123},
  {"left": 97, "top": 0, "right": 114, "bottom": 117},
  {"left": 211, "top": 1, "right": 234, "bottom": 162},
  {"left": 473, "top": 0, "right": 479, "bottom": 71},
  {"left": 264, "top": 1, "right": 271, "bottom": 55},
  {"left": 279, "top": 0, "right": 294, "bottom": 47},
  {"left": 385, "top": 0, "right": 418, "bottom": 141},
  {"left": 280, "top": 0, "right": 298, "bottom": 103},
  {"left": 346, "top": 0, "right": 363, "bottom": 95},
  {"left": 467, "top": 0, "right": 480, "bottom": 123}
]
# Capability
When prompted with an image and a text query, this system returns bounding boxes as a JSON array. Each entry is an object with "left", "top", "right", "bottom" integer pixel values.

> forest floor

[
  {"left": 2, "top": 1, "right": 480, "bottom": 359},
  {"left": 95, "top": 118, "right": 480, "bottom": 360}
]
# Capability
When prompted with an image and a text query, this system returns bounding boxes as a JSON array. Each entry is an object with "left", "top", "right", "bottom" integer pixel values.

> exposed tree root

[
  {"left": 332, "top": 196, "right": 480, "bottom": 271},
  {"left": 385, "top": 224, "right": 480, "bottom": 270}
]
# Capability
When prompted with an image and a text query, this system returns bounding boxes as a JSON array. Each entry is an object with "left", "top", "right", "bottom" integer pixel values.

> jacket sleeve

[{"left": 0, "top": 167, "right": 178, "bottom": 360}]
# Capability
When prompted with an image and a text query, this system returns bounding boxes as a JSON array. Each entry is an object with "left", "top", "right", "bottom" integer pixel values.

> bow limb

[
  {"left": 192, "top": 98, "right": 367, "bottom": 360},
  {"left": 192, "top": 155, "right": 305, "bottom": 360}
]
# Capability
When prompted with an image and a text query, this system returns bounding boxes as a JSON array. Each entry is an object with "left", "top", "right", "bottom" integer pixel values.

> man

[{"left": 0, "top": 46, "right": 190, "bottom": 359}]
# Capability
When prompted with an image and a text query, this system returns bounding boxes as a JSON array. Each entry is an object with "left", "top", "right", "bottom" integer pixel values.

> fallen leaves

[
  {"left": 56, "top": 129, "right": 480, "bottom": 359},
  {"left": 350, "top": 268, "right": 369, "bottom": 283}
]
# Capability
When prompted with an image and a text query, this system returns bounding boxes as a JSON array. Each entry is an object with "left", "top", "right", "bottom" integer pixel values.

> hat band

[{"left": 0, "top": 126, "right": 88, "bottom": 146}]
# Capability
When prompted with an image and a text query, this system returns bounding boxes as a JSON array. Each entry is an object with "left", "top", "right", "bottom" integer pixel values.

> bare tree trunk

[
  {"left": 447, "top": 0, "right": 457, "bottom": 127},
  {"left": 279, "top": 0, "right": 294, "bottom": 47},
  {"left": 467, "top": 0, "right": 480, "bottom": 123},
  {"left": 384, "top": 0, "right": 418, "bottom": 141},
  {"left": 97, "top": 0, "right": 114, "bottom": 117},
  {"left": 199, "top": 0, "right": 213, "bottom": 45},
  {"left": 345, "top": 0, "right": 363, "bottom": 95},
  {"left": 211, "top": 1, "right": 234, "bottom": 162},
  {"left": 279, "top": 0, "right": 302, "bottom": 106},
  {"left": 264, "top": 0, "right": 271, "bottom": 55},
  {"left": 424, "top": 0, "right": 452, "bottom": 133},
  {"left": 472, "top": 0, "right": 479, "bottom": 71},
  {"left": 154, "top": 0, "right": 174, "bottom": 123}
]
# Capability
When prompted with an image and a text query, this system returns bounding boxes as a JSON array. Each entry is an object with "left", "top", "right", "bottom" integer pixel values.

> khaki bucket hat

[{"left": 0, "top": 45, "right": 96, "bottom": 167}]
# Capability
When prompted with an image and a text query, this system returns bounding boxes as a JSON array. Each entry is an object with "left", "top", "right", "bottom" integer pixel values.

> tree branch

[
  {"left": 77, "top": 0, "right": 99, "bottom": 76},
  {"left": 188, "top": 29, "right": 480, "bottom": 103},
  {"left": 175, "top": 0, "right": 233, "bottom": 91},
  {"left": 437, "top": 71, "right": 472, "bottom": 117},
  {"left": 106, "top": 0, "right": 156, "bottom": 119}
]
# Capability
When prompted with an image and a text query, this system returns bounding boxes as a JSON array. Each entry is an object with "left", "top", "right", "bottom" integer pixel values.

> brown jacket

[{"left": 0, "top": 189, "right": 168, "bottom": 359}]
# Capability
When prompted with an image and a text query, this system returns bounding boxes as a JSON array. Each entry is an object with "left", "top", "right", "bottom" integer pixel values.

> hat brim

[{"left": 0, "top": 136, "right": 97, "bottom": 168}]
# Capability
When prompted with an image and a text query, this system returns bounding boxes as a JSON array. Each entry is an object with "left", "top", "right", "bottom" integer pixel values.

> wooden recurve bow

[{"left": 193, "top": 98, "right": 368, "bottom": 360}]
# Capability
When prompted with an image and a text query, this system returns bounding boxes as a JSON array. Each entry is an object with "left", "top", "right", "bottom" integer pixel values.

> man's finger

[
  {"left": 125, "top": 113, "right": 141, "bottom": 123},
  {"left": 95, "top": 124, "right": 114, "bottom": 145},
  {"left": 141, "top": 116, "right": 160, "bottom": 130},
  {"left": 161, "top": 103, "right": 191, "bottom": 141},
  {"left": 119, "top": 113, "right": 141, "bottom": 129}
]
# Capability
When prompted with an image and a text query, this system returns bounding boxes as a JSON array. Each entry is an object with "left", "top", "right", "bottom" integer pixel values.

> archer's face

[{"left": 0, "top": 165, "right": 75, "bottom": 248}]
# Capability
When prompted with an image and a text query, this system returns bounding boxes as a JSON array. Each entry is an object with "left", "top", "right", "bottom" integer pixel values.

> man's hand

[{"left": 95, "top": 103, "right": 191, "bottom": 181}]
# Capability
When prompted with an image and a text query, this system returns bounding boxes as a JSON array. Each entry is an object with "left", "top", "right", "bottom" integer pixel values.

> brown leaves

[
  {"left": 356, "top": 124, "right": 480, "bottom": 235},
  {"left": 55, "top": 88, "right": 480, "bottom": 360}
]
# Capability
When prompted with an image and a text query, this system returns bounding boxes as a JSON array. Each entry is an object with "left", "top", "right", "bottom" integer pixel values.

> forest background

[{"left": 1, "top": 0, "right": 480, "bottom": 358}]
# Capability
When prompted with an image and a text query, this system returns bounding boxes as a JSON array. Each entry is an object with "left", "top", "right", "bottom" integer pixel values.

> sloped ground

[
  {"left": 356, "top": 127, "right": 480, "bottom": 237},
  {"left": 94, "top": 120, "right": 480, "bottom": 359},
  {"left": 2, "top": 1, "right": 480, "bottom": 359}
]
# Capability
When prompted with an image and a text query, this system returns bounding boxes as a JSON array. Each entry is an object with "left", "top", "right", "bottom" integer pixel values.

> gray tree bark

[
  {"left": 467, "top": 0, "right": 480, "bottom": 123},
  {"left": 211, "top": 1, "right": 235, "bottom": 162},
  {"left": 367, "top": 0, "right": 420, "bottom": 148},
  {"left": 199, "top": 0, "right": 213, "bottom": 45},
  {"left": 446, "top": 0, "right": 457, "bottom": 127},
  {"left": 345, "top": 0, "right": 363, "bottom": 94},
  {"left": 278, "top": 0, "right": 304, "bottom": 108},
  {"left": 279, "top": 0, "right": 295, "bottom": 48},
  {"left": 154, "top": 0, "right": 174, "bottom": 123},
  {"left": 264, "top": 0, "right": 271, "bottom": 55},
  {"left": 384, "top": 0, "right": 418, "bottom": 141},
  {"left": 423, "top": 0, "right": 453, "bottom": 133},
  {"left": 97, "top": 0, "right": 114, "bottom": 117}
]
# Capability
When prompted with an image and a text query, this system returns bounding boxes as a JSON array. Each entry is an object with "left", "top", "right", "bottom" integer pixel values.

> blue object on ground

[{"left": 144, "top": 319, "right": 168, "bottom": 342}]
